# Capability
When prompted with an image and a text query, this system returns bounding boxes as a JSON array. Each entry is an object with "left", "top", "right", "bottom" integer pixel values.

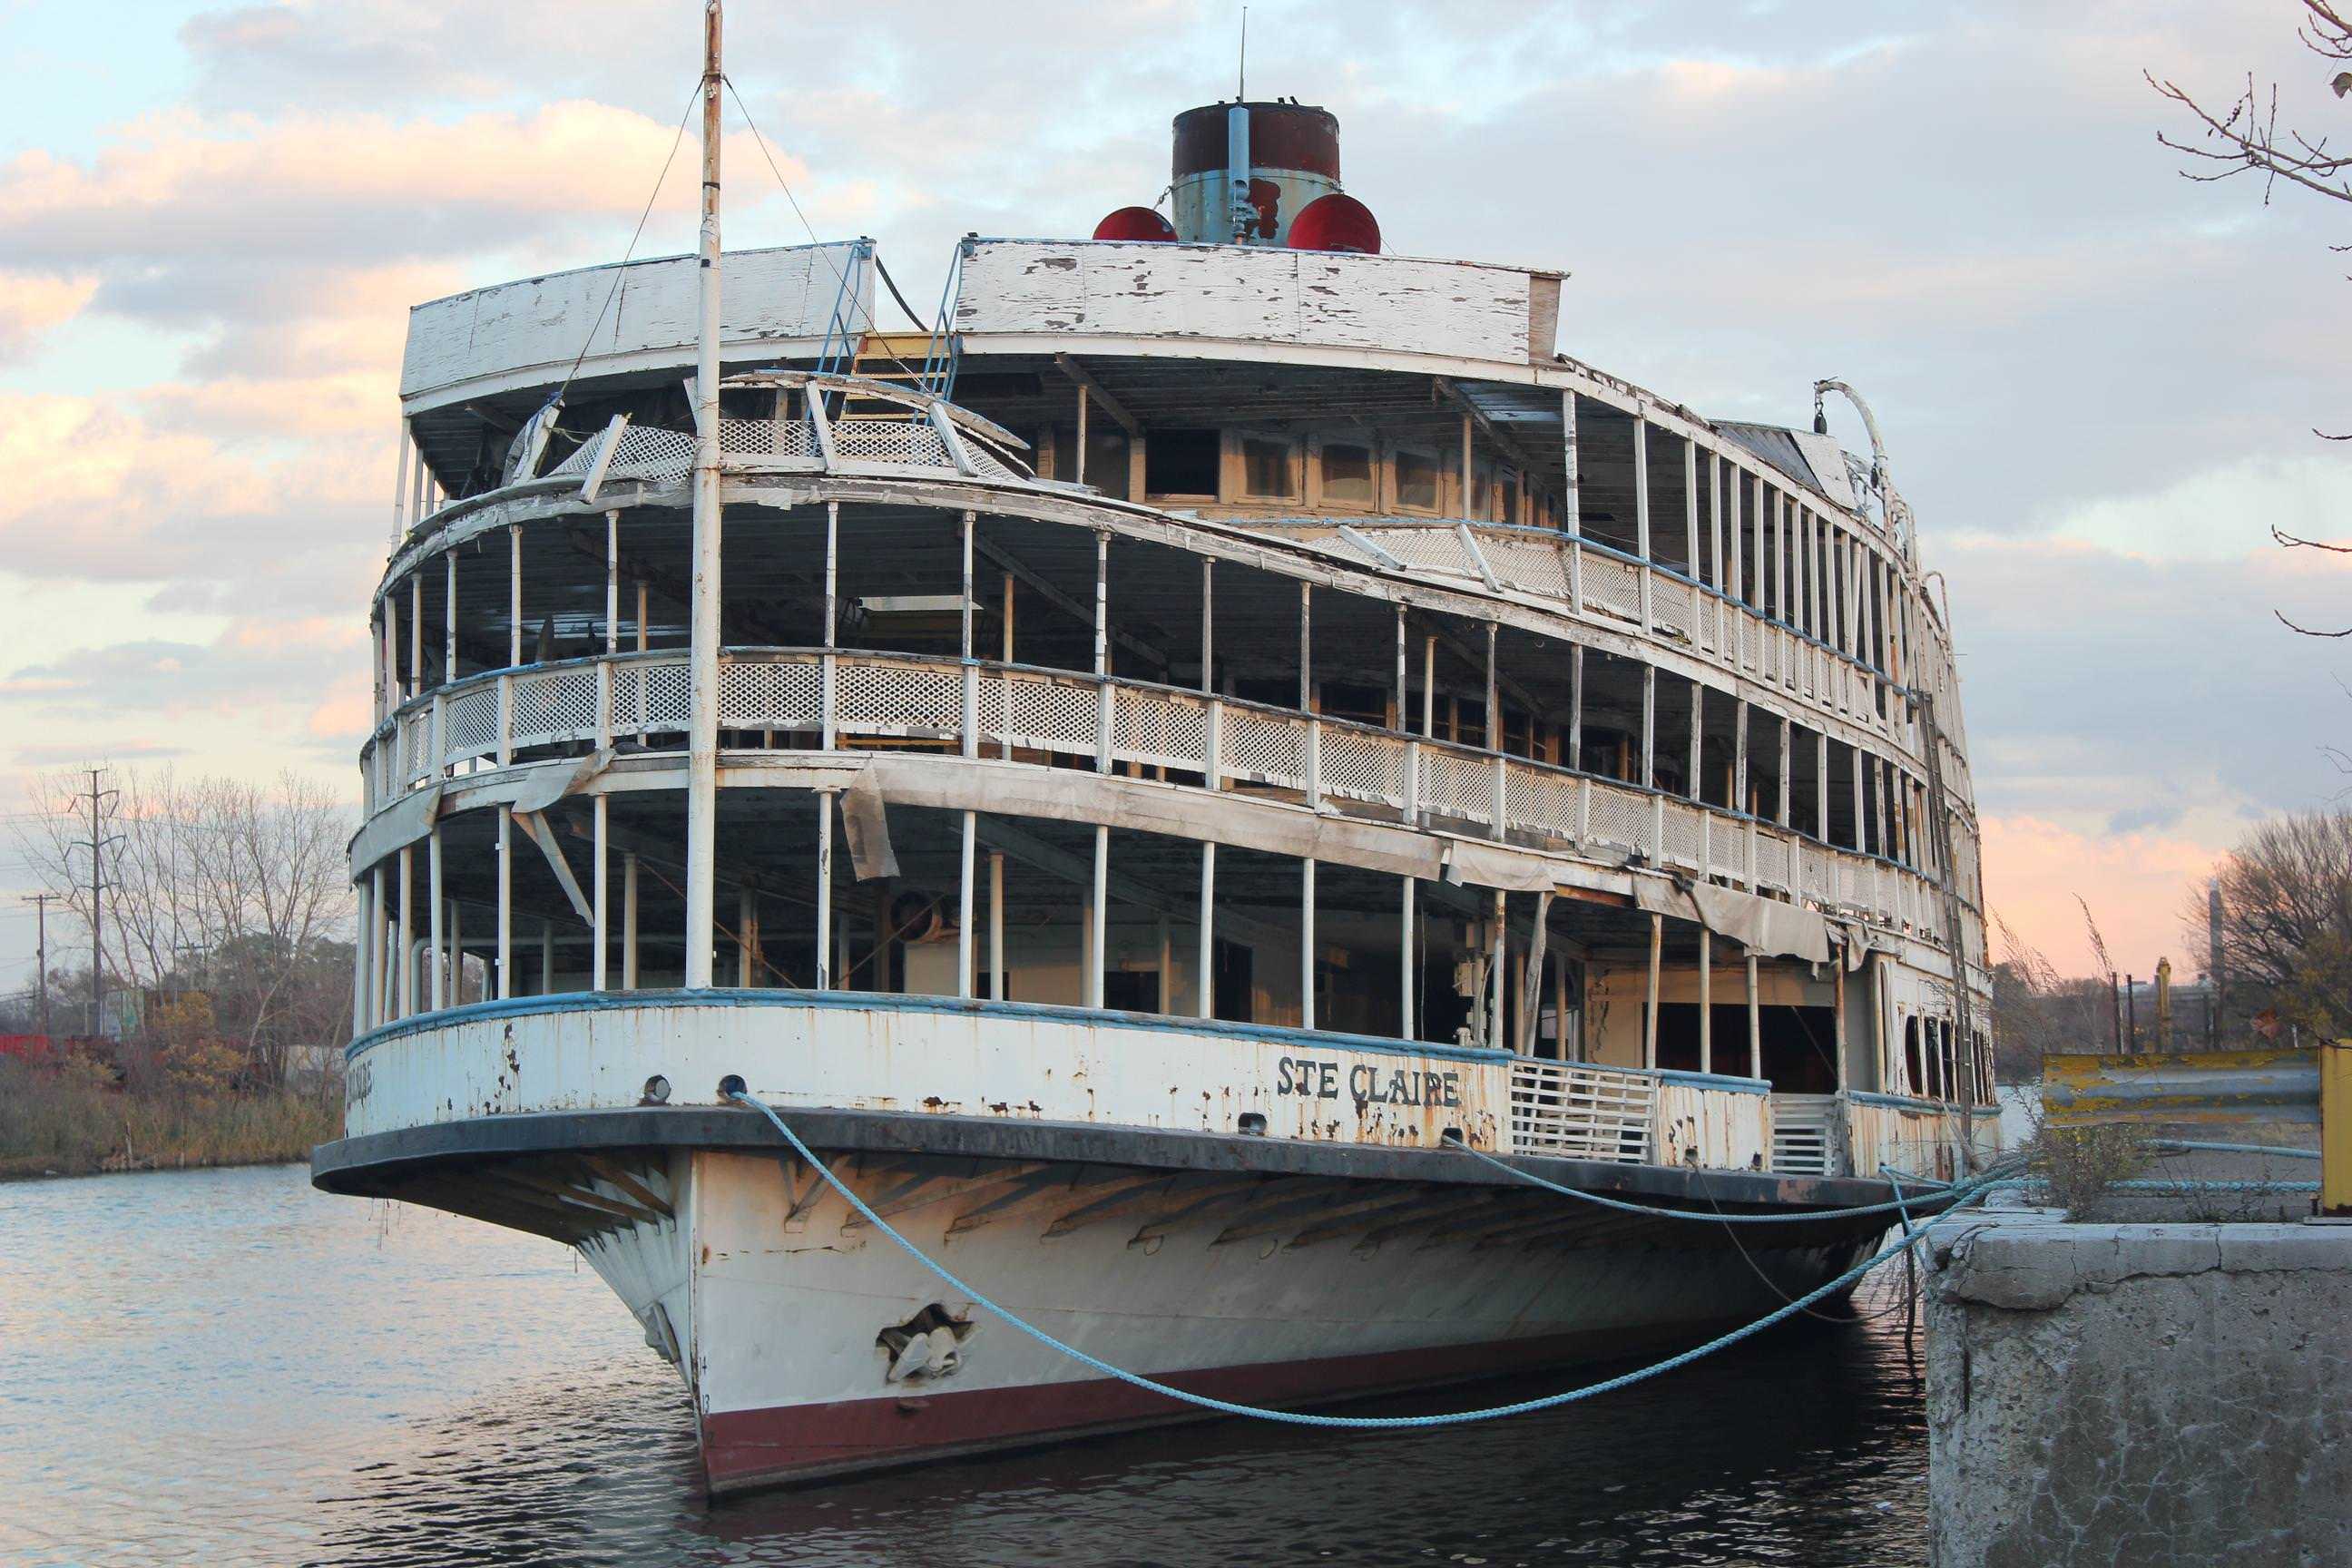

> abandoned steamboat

[{"left": 315, "top": 18, "right": 1998, "bottom": 1494}]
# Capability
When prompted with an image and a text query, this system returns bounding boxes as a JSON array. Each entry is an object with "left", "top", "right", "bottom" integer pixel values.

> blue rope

[
  {"left": 2143, "top": 1140, "right": 2320, "bottom": 1161},
  {"left": 1441, "top": 1132, "right": 1994, "bottom": 1224},
  {"left": 730, "top": 1091, "right": 1997, "bottom": 1430}
]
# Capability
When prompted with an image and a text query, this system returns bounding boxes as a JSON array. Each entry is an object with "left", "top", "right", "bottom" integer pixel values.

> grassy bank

[{"left": 0, "top": 1060, "right": 342, "bottom": 1180}]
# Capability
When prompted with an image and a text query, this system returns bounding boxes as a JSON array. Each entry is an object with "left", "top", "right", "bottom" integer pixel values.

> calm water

[{"left": 0, "top": 1164, "right": 1930, "bottom": 1567}]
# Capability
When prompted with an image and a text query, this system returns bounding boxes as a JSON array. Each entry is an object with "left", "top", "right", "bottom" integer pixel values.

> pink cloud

[{"left": 1981, "top": 814, "right": 2222, "bottom": 979}]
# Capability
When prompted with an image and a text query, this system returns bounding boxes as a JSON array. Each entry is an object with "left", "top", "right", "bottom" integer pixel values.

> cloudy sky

[{"left": 1, "top": 0, "right": 2347, "bottom": 987}]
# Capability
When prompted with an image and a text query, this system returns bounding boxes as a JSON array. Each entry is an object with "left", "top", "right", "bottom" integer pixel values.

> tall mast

[{"left": 684, "top": 0, "right": 723, "bottom": 988}]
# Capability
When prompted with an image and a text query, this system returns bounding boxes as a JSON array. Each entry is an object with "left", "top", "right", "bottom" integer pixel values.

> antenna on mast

[{"left": 1237, "top": 6, "right": 1248, "bottom": 100}]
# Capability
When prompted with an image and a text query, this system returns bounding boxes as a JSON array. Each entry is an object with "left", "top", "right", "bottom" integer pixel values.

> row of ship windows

[{"left": 1039, "top": 425, "right": 1547, "bottom": 526}]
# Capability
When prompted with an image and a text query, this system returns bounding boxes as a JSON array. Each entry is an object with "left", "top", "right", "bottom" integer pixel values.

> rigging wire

[
  {"left": 720, "top": 74, "right": 926, "bottom": 384},
  {"left": 552, "top": 82, "right": 701, "bottom": 410}
]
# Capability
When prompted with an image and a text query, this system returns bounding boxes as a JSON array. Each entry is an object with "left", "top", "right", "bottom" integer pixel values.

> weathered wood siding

[
  {"left": 955, "top": 240, "right": 1545, "bottom": 366},
  {"left": 401, "top": 241, "right": 870, "bottom": 407}
]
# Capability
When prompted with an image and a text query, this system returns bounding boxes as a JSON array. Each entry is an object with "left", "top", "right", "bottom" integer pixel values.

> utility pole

[
  {"left": 19, "top": 893, "right": 57, "bottom": 1036},
  {"left": 72, "top": 768, "right": 122, "bottom": 1038}
]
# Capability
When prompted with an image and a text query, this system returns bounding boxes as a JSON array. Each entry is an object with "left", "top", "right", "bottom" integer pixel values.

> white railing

[
  {"left": 1508, "top": 1060, "right": 1780, "bottom": 1171},
  {"left": 364, "top": 649, "right": 1969, "bottom": 943},
  {"left": 1770, "top": 1093, "right": 1838, "bottom": 1176},
  {"left": 1295, "top": 521, "right": 1922, "bottom": 751},
  {"left": 1508, "top": 1059, "right": 1655, "bottom": 1162}
]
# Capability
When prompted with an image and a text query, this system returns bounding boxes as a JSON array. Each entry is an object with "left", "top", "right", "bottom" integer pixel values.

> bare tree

[
  {"left": 2149, "top": 3, "right": 2352, "bottom": 208},
  {"left": 2183, "top": 807, "right": 2352, "bottom": 1037},
  {"left": 2151, "top": 2, "right": 2352, "bottom": 633},
  {"left": 13, "top": 768, "right": 356, "bottom": 1081}
]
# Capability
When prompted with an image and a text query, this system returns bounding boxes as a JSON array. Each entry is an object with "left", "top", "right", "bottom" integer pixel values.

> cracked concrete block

[{"left": 1926, "top": 1218, "right": 2352, "bottom": 1567}]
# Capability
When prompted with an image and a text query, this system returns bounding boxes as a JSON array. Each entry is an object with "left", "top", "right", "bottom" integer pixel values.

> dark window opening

[{"left": 1146, "top": 428, "right": 1220, "bottom": 496}]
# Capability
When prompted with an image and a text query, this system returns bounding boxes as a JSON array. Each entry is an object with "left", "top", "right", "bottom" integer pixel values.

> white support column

[
  {"left": 1643, "top": 910, "right": 1661, "bottom": 1069},
  {"left": 1633, "top": 414, "right": 1653, "bottom": 632},
  {"left": 1298, "top": 582, "right": 1312, "bottom": 710},
  {"left": 508, "top": 526, "right": 522, "bottom": 667},
  {"left": 1422, "top": 635, "right": 1436, "bottom": 737},
  {"left": 448, "top": 897, "right": 463, "bottom": 1006},
  {"left": 1089, "top": 825, "right": 1108, "bottom": 1008},
  {"left": 1200, "top": 560, "right": 1214, "bottom": 696},
  {"left": 368, "top": 866, "right": 387, "bottom": 1031},
  {"left": 1683, "top": 436, "right": 1700, "bottom": 576},
  {"left": 396, "top": 845, "right": 414, "bottom": 1021},
  {"left": 1568, "top": 644, "right": 1583, "bottom": 768},
  {"left": 1195, "top": 843, "right": 1215, "bottom": 1020},
  {"left": 391, "top": 421, "right": 412, "bottom": 543},
  {"left": 1489, "top": 890, "right": 1507, "bottom": 1052},
  {"left": 1746, "top": 953, "right": 1763, "bottom": 1079},
  {"left": 1733, "top": 698, "right": 1749, "bottom": 814},
  {"left": 622, "top": 851, "right": 640, "bottom": 989},
  {"left": 1399, "top": 875, "right": 1416, "bottom": 1041},
  {"left": 1300, "top": 858, "right": 1317, "bottom": 1032},
  {"left": 1698, "top": 928, "right": 1712, "bottom": 1075},
  {"left": 1093, "top": 532, "right": 1111, "bottom": 774},
  {"left": 990, "top": 850, "right": 1006, "bottom": 1004},
  {"left": 496, "top": 806, "right": 513, "bottom": 1000},
  {"left": 957, "top": 809, "right": 976, "bottom": 999},
  {"left": 737, "top": 887, "right": 757, "bottom": 987},
  {"left": 426, "top": 827, "right": 445, "bottom": 1011},
  {"left": 408, "top": 574, "right": 423, "bottom": 699},
  {"left": 1484, "top": 622, "right": 1499, "bottom": 749},
  {"left": 1779, "top": 718, "right": 1793, "bottom": 827},
  {"left": 593, "top": 795, "right": 609, "bottom": 990},
  {"left": 1559, "top": 389, "right": 1582, "bottom": 535},
  {"left": 443, "top": 551, "right": 457, "bottom": 681},
  {"left": 1640, "top": 665, "right": 1656, "bottom": 789},
  {"left": 1818, "top": 731, "right": 1831, "bottom": 842},
  {"left": 1155, "top": 916, "right": 1172, "bottom": 1017},
  {"left": 1687, "top": 681, "right": 1703, "bottom": 804},
  {"left": 351, "top": 879, "right": 372, "bottom": 1035},
  {"left": 822, "top": 501, "right": 839, "bottom": 750},
  {"left": 813, "top": 792, "right": 833, "bottom": 988},
  {"left": 960, "top": 510, "right": 977, "bottom": 759}
]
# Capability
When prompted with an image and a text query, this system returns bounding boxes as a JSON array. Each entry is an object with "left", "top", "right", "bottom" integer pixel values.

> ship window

[
  {"left": 1238, "top": 433, "right": 1301, "bottom": 502},
  {"left": 1316, "top": 438, "right": 1377, "bottom": 506},
  {"left": 1902, "top": 1015, "right": 1923, "bottom": 1098},
  {"left": 1394, "top": 448, "right": 1441, "bottom": 513},
  {"left": 1145, "top": 429, "right": 1220, "bottom": 497}
]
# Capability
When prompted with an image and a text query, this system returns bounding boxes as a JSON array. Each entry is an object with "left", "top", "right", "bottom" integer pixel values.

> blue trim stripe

[{"left": 347, "top": 986, "right": 1514, "bottom": 1067}]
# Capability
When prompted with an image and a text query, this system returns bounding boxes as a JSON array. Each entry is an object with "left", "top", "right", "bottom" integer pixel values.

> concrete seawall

[{"left": 1926, "top": 1217, "right": 2351, "bottom": 1566}]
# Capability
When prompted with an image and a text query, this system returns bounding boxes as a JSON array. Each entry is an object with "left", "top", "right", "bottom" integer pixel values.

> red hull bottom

[{"left": 701, "top": 1319, "right": 1734, "bottom": 1494}]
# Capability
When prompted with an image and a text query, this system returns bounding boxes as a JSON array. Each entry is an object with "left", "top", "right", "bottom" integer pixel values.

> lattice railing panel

[
  {"left": 1660, "top": 800, "right": 1704, "bottom": 869},
  {"left": 1505, "top": 765, "right": 1579, "bottom": 841},
  {"left": 837, "top": 662, "right": 960, "bottom": 736},
  {"left": 444, "top": 687, "right": 499, "bottom": 762},
  {"left": 991, "top": 674, "right": 1097, "bottom": 756},
  {"left": 1753, "top": 832, "right": 1791, "bottom": 892},
  {"left": 1509, "top": 1059, "right": 1654, "bottom": 1162},
  {"left": 603, "top": 426, "right": 697, "bottom": 485},
  {"left": 1709, "top": 820, "right": 1745, "bottom": 881},
  {"left": 1219, "top": 708, "right": 1306, "bottom": 789},
  {"left": 831, "top": 421, "right": 952, "bottom": 467},
  {"left": 718, "top": 417, "right": 817, "bottom": 462},
  {"left": 1651, "top": 580, "right": 1695, "bottom": 639},
  {"left": 720, "top": 659, "right": 822, "bottom": 729},
  {"left": 1585, "top": 784, "right": 1650, "bottom": 854},
  {"left": 1416, "top": 749, "right": 1493, "bottom": 827},
  {"left": 1114, "top": 691, "right": 1210, "bottom": 770},
  {"left": 1482, "top": 536, "right": 1569, "bottom": 596},
  {"left": 1318, "top": 726, "right": 1403, "bottom": 806},
  {"left": 1581, "top": 554, "right": 1643, "bottom": 622},
  {"left": 512, "top": 669, "right": 600, "bottom": 748}
]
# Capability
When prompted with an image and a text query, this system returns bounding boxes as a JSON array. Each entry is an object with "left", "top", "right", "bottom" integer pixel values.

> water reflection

[{"left": 0, "top": 1164, "right": 1926, "bottom": 1567}]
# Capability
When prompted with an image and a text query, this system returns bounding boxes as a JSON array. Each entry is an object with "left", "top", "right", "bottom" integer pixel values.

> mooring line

[
  {"left": 1437, "top": 1132, "right": 2016, "bottom": 1225},
  {"left": 729, "top": 1090, "right": 2001, "bottom": 1431}
]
